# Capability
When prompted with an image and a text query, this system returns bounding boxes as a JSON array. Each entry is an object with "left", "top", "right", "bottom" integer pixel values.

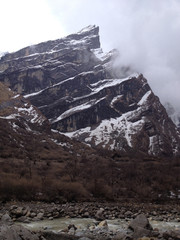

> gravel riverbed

[{"left": 1, "top": 201, "right": 180, "bottom": 239}]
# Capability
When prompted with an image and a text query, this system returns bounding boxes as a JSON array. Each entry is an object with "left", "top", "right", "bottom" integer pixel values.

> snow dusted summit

[{"left": 0, "top": 25, "right": 179, "bottom": 157}]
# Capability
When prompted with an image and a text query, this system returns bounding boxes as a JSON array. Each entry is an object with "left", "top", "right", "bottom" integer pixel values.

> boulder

[
  {"left": 10, "top": 206, "right": 26, "bottom": 218},
  {"left": 125, "top": 210, "right": 133, "bottom": 217},
  {"left": 98, "top": 220, "right": 108, "bottom": 229},
  {"left": 132, "top": 227, "right": 151, "bottom": 239},
  {"left": 163, "top": 230, "right": 180, "bottom": 240},
  {"left": 1, "top": 213, "right": 12, "bottom": 225},
  {"left": 83, "top": 212, "right": 90, "bottom": 218},
  {"left": 128, "top": 214, "right": 153, "bottom": 239},
  {"left": 68, "top": 224, "right": 77, "bottom": 231},
  {"left": 137, "top": 238, "right": 152, "bottom": 240},
  {"left": 37, "top": 212, "right": 44, "bottom": 220},
  {"left": 43, "top": 231, "right": 79, "bottom": 239},
  {"left": 10, "top": 205, "right": 18, "bottom": 211},
  {"left": 114, "top": 232, "right": 129, "bottom": 240},
  {"left": 129, "top": 214, "right": 152, "bottom": 231},
  {"left": 30, "top": 212, "right": 37, "bottom": 218},
  {"left": 16, "top": 216, "right": 28, "bottom": 223},
  {"left": 95, "top": 208, "right": 104, "bottom": 220},
  {"left": 0, "top": 224, "right": 40, "bottom": 240},
  {"left": 89, "top": 225, "right": 95, "bottom": 231},
  {"left": 52, "top": 211, "right": 59, "bottom": 218},
  {"left": 79, "top": 238, "right": 91, "bottom": 240}
]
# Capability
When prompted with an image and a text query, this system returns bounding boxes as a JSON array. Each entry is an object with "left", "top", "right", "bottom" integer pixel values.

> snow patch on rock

[{"left": 63, "top": 108, "right": 145, "bottom": 150}]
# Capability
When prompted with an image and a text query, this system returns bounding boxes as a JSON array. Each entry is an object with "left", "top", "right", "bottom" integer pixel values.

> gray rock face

[
  {"left": 0, "top": 81, "right": 89, "bottom": 165},
  {"left": 37, "top": 212, "right": 44, "bottom": 220},
  {"left": 79, "top": 238, "right": 91, "bottom": 240},
  {"left": 95, "top": 208, "right": 105, "bottom": 220},
  {"left": 129, "top": 214, "right": 153, "bottom": 239},
  {"left": 0, "top": 224, "right": 40, "bottom": 240},
  {"left": 0, "top": 25, "right": 100, "bottom": 95},
  {"left": 1, "top": 213, "right": 12, "bottom": 224},
  {"left": 129, "top": 214, "right": 152, "bottom": 231},
  {"left": 0, "top": 25, "right": 180, "bottom": 156}
]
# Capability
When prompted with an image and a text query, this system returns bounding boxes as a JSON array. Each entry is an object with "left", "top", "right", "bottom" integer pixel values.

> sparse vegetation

[{"left": 1, "top": 152, "right": 180, "bottom": 203}]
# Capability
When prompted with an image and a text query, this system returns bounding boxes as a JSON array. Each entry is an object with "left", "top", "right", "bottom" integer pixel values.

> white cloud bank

[{"left": 47, "top": 0, "right": 180, "bottom": 110}]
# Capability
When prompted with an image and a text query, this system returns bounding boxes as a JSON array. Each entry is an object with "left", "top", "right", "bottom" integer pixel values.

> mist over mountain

[
  {"left": 0, "top": 25, "right": 179, "bottom": 157},
  {"left": 45, "top": 0, "right": 180, "bottom": 116}
]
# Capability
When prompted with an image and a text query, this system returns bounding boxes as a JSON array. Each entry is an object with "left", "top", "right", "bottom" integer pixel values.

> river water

[{"left": 20, "top": 217, "right": 180, "bottom": 233}]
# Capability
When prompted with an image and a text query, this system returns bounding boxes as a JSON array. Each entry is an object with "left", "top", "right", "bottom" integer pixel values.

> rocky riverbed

[
  {"left": 1, "top": 201, "right": 180, "bottom": 222},
  {"left": 1, "top": 202, "right": 180, "bottom": 239}
]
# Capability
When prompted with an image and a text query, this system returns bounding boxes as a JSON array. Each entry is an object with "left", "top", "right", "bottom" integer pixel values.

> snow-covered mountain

[{"left": 0, "top": 25, "right": 179, "bottom": 157}]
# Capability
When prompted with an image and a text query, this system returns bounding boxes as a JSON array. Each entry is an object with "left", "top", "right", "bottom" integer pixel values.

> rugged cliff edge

[{"left": 0, "top": 25, "right": 179, "bottom": 156}]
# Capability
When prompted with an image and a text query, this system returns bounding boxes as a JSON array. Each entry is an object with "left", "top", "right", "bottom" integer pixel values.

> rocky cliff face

[
  {"left": 0, "top": 82, "right": 95, "bottom": 161},
  {"left": 0, "top": 25, "right": 179, "bottom": 157},
  {"left": 61, "top": 74, "right": 180, "bottom": 156},
  {"left": 0, "top": 25, "right": 100, "bottom": 94}
]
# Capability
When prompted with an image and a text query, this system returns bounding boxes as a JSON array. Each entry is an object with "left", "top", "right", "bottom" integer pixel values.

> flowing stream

[{"left": 20, "top": 217, "right": 180, "bottom": 233}]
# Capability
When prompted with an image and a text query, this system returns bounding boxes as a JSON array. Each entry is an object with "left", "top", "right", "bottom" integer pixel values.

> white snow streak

[
  {"left": 24, "top": 89, "right": 45, "bottom": 98},
  {"left": 15, "top": 105, "right": 44, "bottom": 124},
  {"left": 52, "top": 97, "right": 105, "bottom": 123},
  {"left": 77, "top": 25, "right": 96, "bottom": 34},
  {"left": 110, "top": 95, "right": 123, "bottom": 106},
  {"left": 12, "top": 94, "right": 20, "bottom": 99},
  {"left": 138, "top": 90, "right": 152, "bottom": 106},
  {"left": 0, "top": 114, "right": 20, "bottom": 119}
]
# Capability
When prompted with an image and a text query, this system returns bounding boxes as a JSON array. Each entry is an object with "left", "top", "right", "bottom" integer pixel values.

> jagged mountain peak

[
  {"left": 0, "top": 25, "right": 101, "bottom": 95},
  {"left": 0, "top": 25, "right": 100, "bottom": 65},
  {"left": 0, "top": 26, "right": 180, "bottom": 157},
  {"left": 68, "top": 25, "right": 99, "bottom": 40},
  {"left": 77, "top": 25, "right": 98, "bottom": 33}
]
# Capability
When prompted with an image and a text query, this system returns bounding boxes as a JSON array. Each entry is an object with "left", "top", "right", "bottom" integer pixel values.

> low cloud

[
  {"left": 105, "top": 0, "right": 180, "bottom": 111},
  {"left": 48, "top": 0, "right": 180, "bottom": 111}
]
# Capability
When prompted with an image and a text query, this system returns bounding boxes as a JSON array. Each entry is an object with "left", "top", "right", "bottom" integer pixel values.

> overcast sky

[{"left": 1, "top": 0, "right": 180, "bottom": 111}]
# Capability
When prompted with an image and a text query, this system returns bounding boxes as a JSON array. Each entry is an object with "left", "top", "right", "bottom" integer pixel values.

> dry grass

[{"left": 1, "top": 154, "right": 180, "bottom": 203}]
